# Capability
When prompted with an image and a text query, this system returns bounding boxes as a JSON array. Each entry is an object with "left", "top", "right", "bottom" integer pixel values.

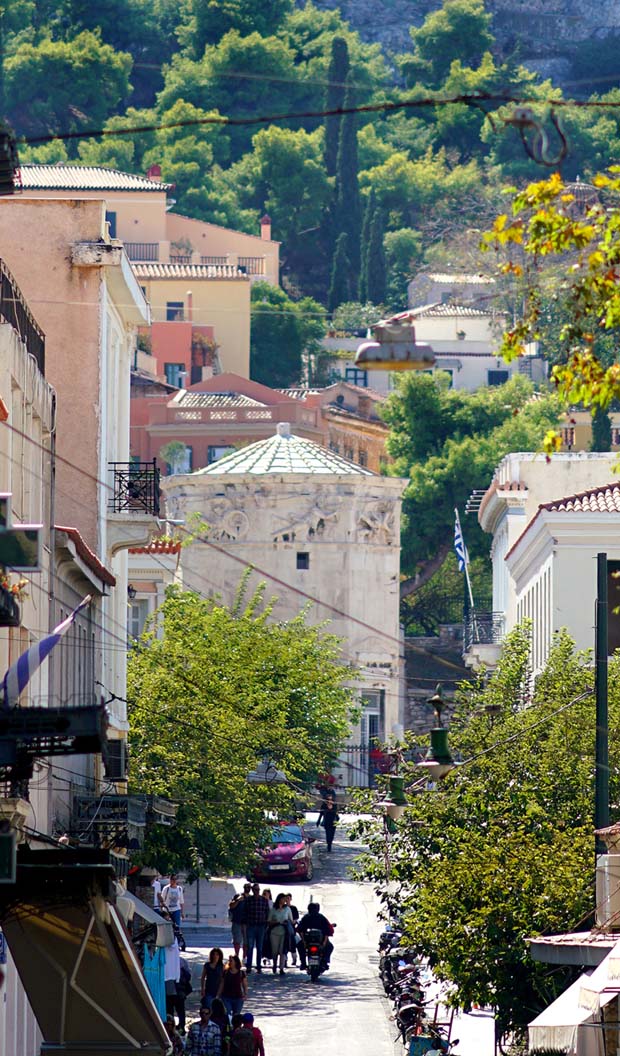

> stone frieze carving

[{"left": 357, "top": 501, "right": 396, "bottom": 544}]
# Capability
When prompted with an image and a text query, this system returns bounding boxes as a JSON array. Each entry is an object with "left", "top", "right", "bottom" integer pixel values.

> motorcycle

[{"left": 304, "top": 928, "right": 328, "bottom": 983}]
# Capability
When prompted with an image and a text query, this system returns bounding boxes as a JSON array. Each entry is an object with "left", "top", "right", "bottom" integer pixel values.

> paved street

[{"left": 184, "top": 820, "right": 495, "bottom": 1056}]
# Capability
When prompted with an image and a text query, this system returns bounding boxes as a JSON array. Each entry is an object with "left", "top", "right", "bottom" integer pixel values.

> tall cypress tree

[
  {"left": 328, "top": 233, "right": 352, "bottom": 313},
  {"left": 335, "top": 71, "right": 361, "bottom": 282},
  {"left": 359, "top": 189, "right": 375, "bottom": 302},
  {"left": 366, "top": 206, "right": 387, "bottom": 305},
  {"left": 324, "top": 36, "right": 350, "bottom": 177},
  {"left": 591, "top": 407, "right": 612, "bottom": 451}
]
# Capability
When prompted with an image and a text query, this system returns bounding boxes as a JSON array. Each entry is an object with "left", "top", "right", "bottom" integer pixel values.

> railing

[
  {"left": 0, "top": 258, "right": 45, "bottom": 374},
  {"left": 124, "top": 242, "right": 159, "bottom": 261},
  {"left": 108, "top": 459, "right": 160, "bottom": 517},
  {"left": 201, "top": 255, "right": 227, "bottom": 266},
  {"left": 238, "top": 256, "right": 265, "bottom": 275},
  {"left": 71, "top": 794, "right": 147, "bottom": 851},
  {"left": 464, "top": 611, "right": 505, "bottom": 652},
  {"left": 170, "top": 254, "right": 192, "bottom": 265}
]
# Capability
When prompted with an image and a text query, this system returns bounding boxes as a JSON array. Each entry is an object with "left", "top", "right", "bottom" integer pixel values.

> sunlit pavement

[{"left": 183, "top": 817, "right": 495, "bottom": 1056}]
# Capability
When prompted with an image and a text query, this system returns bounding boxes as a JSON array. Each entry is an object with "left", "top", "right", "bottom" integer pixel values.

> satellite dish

[{"left": 354, "top": 317, "right": 435, "bottom": 372}]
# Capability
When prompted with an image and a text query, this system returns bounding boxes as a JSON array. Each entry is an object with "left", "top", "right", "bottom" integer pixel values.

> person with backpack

[
  {"left": 242, "top": 1012, "right": 265, "bottom": 1056},
  {"left": 229, "top": 1016, "right": 257, "bottom": 1056}
]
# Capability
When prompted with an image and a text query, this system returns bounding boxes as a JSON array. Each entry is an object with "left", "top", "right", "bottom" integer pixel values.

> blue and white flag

[
  {"left": 2, "top": 595, "right": 91, "bottom": 708},
  {"left": 454, "top": 513, "right": 468, "bottom": 573}
]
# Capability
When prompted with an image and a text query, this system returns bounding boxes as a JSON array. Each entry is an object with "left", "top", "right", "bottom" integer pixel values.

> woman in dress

[
  {"left": 200, "top": 947, "right": 224, "bottom": 1009},
  {"left": 268, "top": 892, "right": 293, "bottom": 975},
  {"left": 216, "top": 954, "right": 248, "bottom": 1017}
]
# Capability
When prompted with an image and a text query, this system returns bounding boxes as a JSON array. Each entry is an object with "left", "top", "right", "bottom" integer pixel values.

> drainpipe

[{"left": 595, "top": 552, "right": 609, "bottom": 859}]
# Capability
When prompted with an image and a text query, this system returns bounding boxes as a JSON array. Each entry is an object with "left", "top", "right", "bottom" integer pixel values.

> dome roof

[{"left": 195, "top": 423, "right": 373, "bottom": 476}]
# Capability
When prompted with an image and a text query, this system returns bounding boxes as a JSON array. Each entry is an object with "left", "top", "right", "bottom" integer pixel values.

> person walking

[
  {"left": 242, "top": 1012, "right": 265, "bottom": 1056},
  {"left": 210, "top": 998, "right": 232, "bottom": 1053},
  {"left": 285, "top": 894, "right": 300, "bottom": 967},
  {"left": 160, "top": 874, "right": 185, "bottom": 926},
  {"left": 229, "top": 891, "right": 247, "bottom": 959},
  {"left": 217, "top": 954, "right": 248, "bottom": 1017},
  {"left": 201, "top": 947, "right": 224, "bottom": 1010},
  {"left": 243, "top": 884, "right": 269, "bottom": 973},
  {"left": 317, "top": 793, "right": 339, "bottom": 852},
  {"left": 268, "top": 893, "right": 293, "bottom": 975},
  {"left": 164, "top": 1015, "right": 185, "bottom": 1056},
  {"left": 186, "top": 1006, "right": 221, "bottom": 1056},
  {"left": 175, "top": 954, "right": 192, "bottom": 1035}
]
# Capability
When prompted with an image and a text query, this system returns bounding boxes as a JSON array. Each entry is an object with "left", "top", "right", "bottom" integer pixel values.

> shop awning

[
  {"left": 529, "top": 973, "right": 614, "bottom": 1056},
  {"left": 0, "top": 848, "right": 171, "bottom": 1055},
  {"left": 123, "top": 891, "right": 174, "bottom": 947},
  {"left": 579, "top": 937, "right": 620, "bottom": 1013}
]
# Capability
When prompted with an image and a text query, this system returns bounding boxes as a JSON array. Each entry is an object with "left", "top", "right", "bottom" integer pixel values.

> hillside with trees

[{"left": 9, "top": 0, "right": 620, "bottom": 314}]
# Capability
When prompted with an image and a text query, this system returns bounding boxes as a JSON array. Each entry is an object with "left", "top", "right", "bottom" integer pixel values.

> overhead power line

[{"left": 22, "top": 91, "right": 620, "bottom": 147}]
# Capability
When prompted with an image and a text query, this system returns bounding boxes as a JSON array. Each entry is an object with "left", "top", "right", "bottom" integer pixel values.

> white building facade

[{"left": 162, "top": 424, "right": 408, "bottom": 782}]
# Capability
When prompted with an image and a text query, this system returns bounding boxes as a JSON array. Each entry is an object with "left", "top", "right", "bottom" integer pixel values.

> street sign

[{"left": 0, "top": 831, "right": 16, "bottom": 883}]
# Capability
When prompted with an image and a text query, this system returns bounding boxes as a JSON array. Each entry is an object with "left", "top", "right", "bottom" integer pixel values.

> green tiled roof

[{"left": 195, "top": 424, "right": 374, "bottom": 476}]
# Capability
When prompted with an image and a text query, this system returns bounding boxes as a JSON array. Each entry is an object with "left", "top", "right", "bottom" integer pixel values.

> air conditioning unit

[
  {"left": 104, "top": 739, "right": 128, "bottom": 782},
  {"left": 596, "top": 854, "right": 620, "bottom": 929}
]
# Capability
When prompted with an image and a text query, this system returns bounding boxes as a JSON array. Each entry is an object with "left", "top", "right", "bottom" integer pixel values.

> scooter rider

[{"left": 298, "top": 902, "right": 334, "bottom": 968}]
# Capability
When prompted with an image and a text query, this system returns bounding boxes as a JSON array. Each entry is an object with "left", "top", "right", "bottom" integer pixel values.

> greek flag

[
  {"left": 454, "top": 514, "right": 468, "bottom": 573},
  {"left": 2, "top": 595, "right": 91, "bottom": 709}
]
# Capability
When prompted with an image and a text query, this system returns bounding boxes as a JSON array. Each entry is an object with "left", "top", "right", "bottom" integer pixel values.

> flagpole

[{"left": 454, "top": 507, "right": 475, "bottom": 612}]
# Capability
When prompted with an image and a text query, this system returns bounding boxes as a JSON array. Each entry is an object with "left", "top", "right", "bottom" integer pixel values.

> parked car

[{"left": 251, "top": 821, "right": 315, "bottom": 881}]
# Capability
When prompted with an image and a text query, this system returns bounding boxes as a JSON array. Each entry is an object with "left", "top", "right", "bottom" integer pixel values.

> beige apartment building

[{"left": 19, "top": 165, "right": 280, "bottom": 379}]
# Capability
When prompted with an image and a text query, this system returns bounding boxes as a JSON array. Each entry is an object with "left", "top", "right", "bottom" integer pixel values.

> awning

[
  {"left": 0, "top": 848, "right": 171, "bottom": 1055},
  {"left": 579, "top": 938, "right": 620, "bottom": 1012},
  {"left": 124, "top": 891, "right": 174, "bottom": 947},
  {"left": 528, "top": 972, "right": 615, "bottom": 1056}
]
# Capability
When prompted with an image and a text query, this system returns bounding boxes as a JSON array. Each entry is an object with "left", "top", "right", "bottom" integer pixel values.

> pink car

[{"left": 252, "top": 822, "right": 315, "bottom": 881}]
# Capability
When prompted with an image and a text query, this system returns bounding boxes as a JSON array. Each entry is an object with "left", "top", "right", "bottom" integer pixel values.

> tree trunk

[{"left": 399, "top": 541, "right": 451, "bottom": 600}]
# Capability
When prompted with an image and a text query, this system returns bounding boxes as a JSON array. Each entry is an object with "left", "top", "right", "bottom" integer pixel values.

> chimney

[
  {"left": 277, "top": 422, "right": 291, "bottom": 437},
  {"left": 260, "top": 213, "right": 272, "bottom": 241},
  {"left": 147, "top": 164, "right": 162, "bottom": 182}
]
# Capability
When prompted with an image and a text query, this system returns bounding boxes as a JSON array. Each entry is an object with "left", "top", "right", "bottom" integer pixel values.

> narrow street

[{"left": 184, "top": 820, "right": 495, "bottom": 1056}]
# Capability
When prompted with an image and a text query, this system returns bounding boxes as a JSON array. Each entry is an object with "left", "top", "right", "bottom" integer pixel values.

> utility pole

[{"left": 595, "top": 552, "right": 609, "bottom": 857}]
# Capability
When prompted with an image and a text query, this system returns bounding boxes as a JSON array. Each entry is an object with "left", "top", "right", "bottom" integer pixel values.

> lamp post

[{"left": 416, "top": 685, "right": 456, "bottom": 782}]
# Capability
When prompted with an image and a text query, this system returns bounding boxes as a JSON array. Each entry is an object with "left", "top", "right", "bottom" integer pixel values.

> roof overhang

[
  {"left": 529, "top": 930, "right": 618, "bottom": 966},
  {"left": 0, "top": 848, "right": 171, "bottom": 1054}
]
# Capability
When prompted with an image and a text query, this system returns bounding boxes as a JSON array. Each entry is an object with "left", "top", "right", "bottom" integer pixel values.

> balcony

[
  {"left": 108, "top": 460, "right": 160, "bottom": 517},
  {"left": 0, "top": 258, "right": 45, "bottom": 374},
  {"left": 201, "top": 255, "right": 227, "bottom": 266},
  {"left": 71, "top": 794, "right": 147, "bottom": 851},
  {"left": 238, "top": 256, "right": 265, "bottom": 275},
  {"left": 463, "top": 610, "right": 505, "bottom": 668},
  {"left": 125, "top": 242, "right": 159, "bottom": 262}
]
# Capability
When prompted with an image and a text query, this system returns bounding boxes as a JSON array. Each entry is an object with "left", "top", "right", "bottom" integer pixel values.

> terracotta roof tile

[
  {"left": 20, "top": 165, "right": 172, "bottom": 192},
  {"left": 132, "top": 262, "right": 248, "bottom": 280},
  {"left": 401, "top": 303, "right": 496, "bottom": 319},
  {"left": 128, "top": 539, "right": 181, "bottom": 555},
  {"left": 540, "top": 483, "right": 620, "bottom": 514},
  {"left": 55, "top": 526, "right": 116, "bottom": 586},
  {"left": 174, "top": 391, "right": 264, "bottom": 408}
]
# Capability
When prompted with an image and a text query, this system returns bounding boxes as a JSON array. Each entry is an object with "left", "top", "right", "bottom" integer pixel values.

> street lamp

[
  {"left": 416, "top": 685, "right": 456, "bottom": 782},
  {"left": 377, "top": 775, "right": 408, "bottom": 825}
]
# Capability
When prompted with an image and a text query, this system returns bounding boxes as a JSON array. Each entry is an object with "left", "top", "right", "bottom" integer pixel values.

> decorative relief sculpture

[
  {"left": 205, "top": 499, "right": 250, "bottom": 541},
  {"left": 357, "top": 502, "right": 396, "bottom": 544}
]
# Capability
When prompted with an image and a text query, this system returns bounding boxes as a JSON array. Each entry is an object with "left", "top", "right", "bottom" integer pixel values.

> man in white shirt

[
  {"left": 152, "top": 874, "right": 162, "bottom": 909},
  {"left": 161, "top": 874, "right": 184, "bottom": 926}
]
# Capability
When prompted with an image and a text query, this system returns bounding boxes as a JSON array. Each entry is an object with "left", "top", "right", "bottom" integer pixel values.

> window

[
  {"left": 361, "top": 689, "right": 385, "bottom": 744},
  {"left": 345, "top": 367, "right": 368, "bottom": 387},
  {"left": 164, "top": 362, "right": 185, "bottom": 387},
  {"left": 329, "top": 440, "right": 339, "bottom": 453},
  {"left": 344, "top": 447, "right": 354, "bottom": 461},
  {"left": 128, "top": 599, "right": 149, "bottom": 645},
  {"left": 358, "top": 450, "right": 368, "bottom": 468},
  {"left": 612, "top": 428, "right": 620, "bottom": 447},
  {"left": 296, "top": 552, "right": 310, "bottom": 570},
  {"left": 208, "top": 445, "right": 234, "bottom": 464},
  {"left": 561, "top": 426, "right": 576, "bottom": 450},
  {"left": 440, "top": 368, "right": 454, "bottom": 388},
  {"left": 487, "top": 369, "right": 509, "bottom": 386},
  {"left": 105, "top": 211, "right": 116, "bottom": 238},
  {"left": 167, "top": 445, "right": 193, "bottom": 475},
  {"left": 166, "top": 301, "right": 184, "bottom": 321}
]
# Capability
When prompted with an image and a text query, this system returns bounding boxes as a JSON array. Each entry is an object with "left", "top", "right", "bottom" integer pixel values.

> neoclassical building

[{"left": 162, "top": 423, "right": 408, "bottom": 783}]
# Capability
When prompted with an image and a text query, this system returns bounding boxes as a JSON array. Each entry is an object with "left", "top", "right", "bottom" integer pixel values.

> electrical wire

[{"left": 21, "top": 91, "right": 620, "bottom": 147}]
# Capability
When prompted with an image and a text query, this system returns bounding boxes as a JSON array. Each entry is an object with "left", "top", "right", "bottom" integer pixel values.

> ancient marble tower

[{"left": 162, "top": 423, "right": 408, "bottom": 777}]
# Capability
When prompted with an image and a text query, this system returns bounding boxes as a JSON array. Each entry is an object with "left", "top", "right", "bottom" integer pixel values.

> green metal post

[{"left": 595, "top": 552, "right": 609, "bottom": 856}]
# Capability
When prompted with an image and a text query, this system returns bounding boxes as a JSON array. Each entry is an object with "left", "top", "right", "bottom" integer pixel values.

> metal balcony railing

[
  {"left": 71, "top": 794, "right": 147, "bottom": 851},
  {"left": 463, "top": 611, "right": 505, "bottom": 652},
  {"left": 108, "top": 459, "right": 160, "bottom": 517},
  {"left": 124, "top": 242, "right": 159, "bottom": 261},
  {"left": 170, "top": 254, "right": 192, "bottom": 265},
  {"left": 238, "top": 256, "right": 265, "bottom": 275},
  {"left": 0, "top": 258, "right": 45, "bottom": 374},
  {"left": 201, "top": 255, "right": 227, "bottom": 266}
]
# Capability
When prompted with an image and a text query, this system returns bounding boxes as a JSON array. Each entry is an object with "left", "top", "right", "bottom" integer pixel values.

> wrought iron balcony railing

[
  {"left": 109, "top": 459, "right": 160, "bottom": 517},
  {"left": 463, "top": 611, "right": 505, "bottom": 652},
  {"left": 71, "top": 794, "right": 147, "bottom": 851},
  {"left": 0, "top": 258, "right": 45, "bottom": 374},
  {"left": 124, "top": 242, "right": 159, "bottom": 261}
]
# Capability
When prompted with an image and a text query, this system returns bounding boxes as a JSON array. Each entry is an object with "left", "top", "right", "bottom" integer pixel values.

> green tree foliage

[
  {"left": 5, "top": 30, "right": 132, "bottom": 138},
  {"left": 483, "top": 171, "right": 620, "bottom": 431},
  {"left": 128, "top": 585, "right": 354, "bottom": 874},
  {"left": 384, "top": 228, "right": 423, "bottom": 309},
  {"left": 324, "top": 35, "right": 349, "bottom": 177},
  {"left": 250, "top": 280, "right": 325, "bottom": 387},
  {"left": 328, "top": 233, "right": 353, "bottom": 313},
  {"left": 193, "top": 0, "right": 292, "bottom": 54},
  {"left": 382, "top": 374, "right": 560, "bottom": 585},
  {"left": 358, "top": 189, "right": 374, "bottom": 303},
  {"left": 355, "top": 627, "right": 614, "bottom": 1036},
  {"left": 365, "top": 205, "right": 387, "bottom": 305},
  {"left": 334, "top": 72, "right": 362, "bottom": 280},
  {"left": 400, "top": 0, "right": 494, "bottom": 89}
]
